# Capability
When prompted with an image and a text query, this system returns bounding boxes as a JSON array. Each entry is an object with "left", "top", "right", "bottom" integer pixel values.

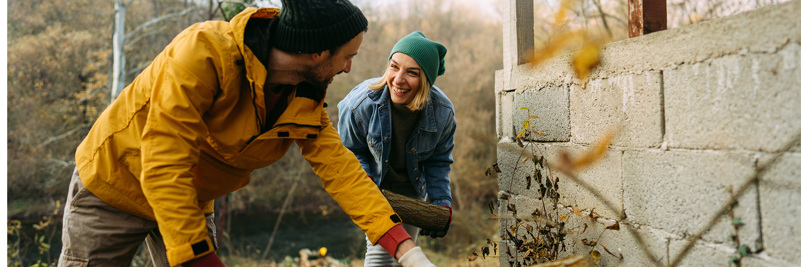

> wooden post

[
  {"left": 628, "top": 0, "right": 667, "bottom": 38},
  {"left": 502, "top": 0, "right": 535, "bottom": 89}
]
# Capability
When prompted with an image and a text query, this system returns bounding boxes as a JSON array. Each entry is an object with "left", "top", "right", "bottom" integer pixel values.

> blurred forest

[{"left": 7, "top": 0, "right": 788, "bottom": 265}]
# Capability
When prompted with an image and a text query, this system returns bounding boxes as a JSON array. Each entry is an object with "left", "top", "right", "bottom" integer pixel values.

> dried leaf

[
  {"left": 517, "top": 130, "right": 526, "bottom": 139},
  {"left": 589, "top": 250, "right": 601, "bottom": 264},
  {"left": 581, "top": 239, "right": 597, "bottom": 246},
  {"left": 571, "top": 41, "right": 601, "bottom": 80},
  {"left": 526, "top": 32, "right": 581, "bottom": 66},
  {"left": 572, "top": 206, "right": 585, "bottom": 217},
  {"left": 493, "top": 163, "right": 502, "bottom": 173},
  {"left": 559, "top": 215, "right": 569, "bottom": 221},
  {"left": 589, "top": 208, "right": 600, "bottom": 219},
  {"left": 507, "top": 203, "right": 517, "bottom": 215},
  {"left": 572, "top": 129, "right": 616, "bottom": 169},
  {"left": 468, "top": 252, "right": 478, "bottom": 261},
  {"left": 580, "top": 223, "right": 588, "bottom": 234},
  {"left": 526, "top": 175, "right": 532, "bottom": 189},
  {"left": 554, "top": 0, "right": 575, "bottom": 26},
  {"left": 599, "top": 243, "right": 623, "bottom": 259},
  {"left": 606, "top": 221, "right": 620, "bottom": 231}
]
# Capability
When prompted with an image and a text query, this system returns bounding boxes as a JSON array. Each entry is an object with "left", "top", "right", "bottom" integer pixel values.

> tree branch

[
  {"left": 126, "top": 7, "right": 197, "bottom": 39},
  {"left": 669, "top": 132, "right": 801, "bottom": 267},
  {"left": 36, "top": 124, "right": 92, "bottom": 148}
]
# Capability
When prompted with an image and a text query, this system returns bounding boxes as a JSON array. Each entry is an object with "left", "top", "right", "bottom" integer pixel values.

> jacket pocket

[{"left": 366, "top": 134, "right": 383, "bottom": 156}]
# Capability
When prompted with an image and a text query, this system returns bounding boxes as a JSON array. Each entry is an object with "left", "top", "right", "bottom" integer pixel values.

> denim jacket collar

[{"left": 369, "top": 85, "right": 438, "bottom": 132}]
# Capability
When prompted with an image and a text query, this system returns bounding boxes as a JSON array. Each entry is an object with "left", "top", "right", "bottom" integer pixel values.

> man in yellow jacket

[{"left": 58, "top": 0, "right": 435, "bottom": 266}]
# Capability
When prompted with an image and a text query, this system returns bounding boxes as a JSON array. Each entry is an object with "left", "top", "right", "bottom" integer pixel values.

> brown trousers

[{"left": 58, "top": 168, "right": 217, "bottom": 267}]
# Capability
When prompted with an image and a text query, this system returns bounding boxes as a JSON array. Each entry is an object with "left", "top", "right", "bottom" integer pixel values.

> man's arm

[{"left": 139, "top": 25, "right": 223, "bottom": 266}]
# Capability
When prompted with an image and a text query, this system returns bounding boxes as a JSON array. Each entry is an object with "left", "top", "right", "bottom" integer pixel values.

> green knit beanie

[
  {"left": 272, "top": 0, "right": 368, "bottom": 54},
  {"left": 389, "top": 31, "right": 447, "bottom": 85}
]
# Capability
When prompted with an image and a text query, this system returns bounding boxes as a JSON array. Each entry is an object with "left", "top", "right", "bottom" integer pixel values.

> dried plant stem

[
  {"left": 497, "top": 141, "right": 662, "bottom": 266},
  {"left": 669, "top": 132, "right": 801, "bottom": 267}
]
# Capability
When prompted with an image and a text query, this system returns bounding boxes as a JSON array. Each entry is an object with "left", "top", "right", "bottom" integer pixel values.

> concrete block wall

[{"left": 495, "top": 1, "right": 801, "bottom": 266}]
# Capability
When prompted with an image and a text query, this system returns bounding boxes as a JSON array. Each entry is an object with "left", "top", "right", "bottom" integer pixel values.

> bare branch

[
  {"left": 37, "top": 124, "right": 92, "bottom": 148},
  {"left": 590, "top": 0, "right": 613, "bottom": 37},
  {"left": 126, "top": 61, "right": 152, "bottom": 77},
  {"left": 669, "top": 132, "right": 801, "bottom": 267},
  {"left": 126, "top": 7, "right": 197, "bottom": 39}
]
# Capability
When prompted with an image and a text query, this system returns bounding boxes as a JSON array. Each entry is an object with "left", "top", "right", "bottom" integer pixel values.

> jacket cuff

[
  {"left": 377, "top": 224, "right": 412, "bottom": 259},
  {"left": 166, "top": 236, "right": 215, "bottom": 266}
]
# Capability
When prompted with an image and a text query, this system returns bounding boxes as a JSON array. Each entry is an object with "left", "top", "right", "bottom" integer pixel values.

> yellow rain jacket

[{"left": 75, "top": 8, "right": 399, "bottom": 266}]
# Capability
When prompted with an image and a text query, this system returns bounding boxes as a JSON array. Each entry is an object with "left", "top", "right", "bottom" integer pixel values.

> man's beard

[{"left": 299, "top": 58, "right": 335, "bottom": 92}]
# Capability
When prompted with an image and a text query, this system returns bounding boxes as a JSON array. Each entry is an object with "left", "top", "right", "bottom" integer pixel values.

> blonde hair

[{"left": 368, "top": 61, "right": 432, "bottom": 111}]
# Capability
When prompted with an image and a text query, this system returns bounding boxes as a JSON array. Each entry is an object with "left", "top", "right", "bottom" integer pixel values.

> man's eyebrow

[{"left": 390, "top": 59, "right": 421, "bottom": 70}]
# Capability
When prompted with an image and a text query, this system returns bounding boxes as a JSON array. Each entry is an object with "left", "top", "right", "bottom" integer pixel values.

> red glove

[
  {"left": 183, "top": 252, "right": 226, "bottom": 267},
  {"left": 419, "top": 206, "right": 451, "bottom": 238}
]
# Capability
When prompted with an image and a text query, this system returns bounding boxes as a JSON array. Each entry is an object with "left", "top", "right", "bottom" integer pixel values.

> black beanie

[{"left": 272, "top": 0, "right": 368, "bottom": 54}]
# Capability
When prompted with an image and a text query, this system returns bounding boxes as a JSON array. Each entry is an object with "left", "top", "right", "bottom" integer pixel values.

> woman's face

[{"left": 387, "top": 53, "right": 423, "bottom": 105}]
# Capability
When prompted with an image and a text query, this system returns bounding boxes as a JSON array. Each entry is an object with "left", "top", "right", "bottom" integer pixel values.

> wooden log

[{"left": 382, "top": 190, "right": 450, "bottom": 231}]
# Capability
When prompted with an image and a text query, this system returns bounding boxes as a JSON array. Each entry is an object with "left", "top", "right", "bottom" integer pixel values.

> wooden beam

[
  {"left": 628, "top": 0, "right": 667, "bottom": 38},
  {"left": 503, "top": 0, "right": 535, "bottom": 67}
]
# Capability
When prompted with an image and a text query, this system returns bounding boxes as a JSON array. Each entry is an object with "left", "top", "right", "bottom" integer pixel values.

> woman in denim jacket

[{"left": 337, "top": 31, "right": 455, "bottom": 266}]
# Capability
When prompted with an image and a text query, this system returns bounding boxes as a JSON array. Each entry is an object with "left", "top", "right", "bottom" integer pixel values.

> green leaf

[
  {"left": 520, "top": 107, "right": 529, "bottom": 110},
  {"left": 522, "top": 121, "right": 530, "bottom": 129},
  {"left": 732, "top": 217, "right": 744, "bottom": 226},
  {"left": 737, "top": 245, "right": 751, "bottom": 256}
]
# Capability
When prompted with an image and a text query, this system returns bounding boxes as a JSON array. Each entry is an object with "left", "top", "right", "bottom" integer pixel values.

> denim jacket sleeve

[
  {"left": 337, "top": 90, "right": 374, "bottom": 177},
  {"left": 423, "top": 107, "right": 456, "bottom": 207}
]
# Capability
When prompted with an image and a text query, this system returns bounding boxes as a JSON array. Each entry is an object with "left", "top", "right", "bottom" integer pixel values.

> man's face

[{"left": 301, "top": 32, "right": 364, "bottom": 90}]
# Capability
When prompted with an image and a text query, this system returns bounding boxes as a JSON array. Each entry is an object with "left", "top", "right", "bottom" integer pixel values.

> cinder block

[
  {"left": 664, "top": 43, "right": 801, "bottom": 152},
  {"left": 497, "top": 140, "right": 623, "bottom": 218},
  {"left": 498, "top": 240, "right": 517, "bottom": 267},
  {"left": 552, "top": 146, "right": 624, "bottom": 219},
  {"left": 667, "top": 239, "right": 733, "bottom": 267},
  {"left": 758, "top": 153, "right": 801, "bottom": 264},
  {"left": 513, "top": 85, "right": 570, "bottom": 142},
  {"left": 497, "top": 91, "right": 516, "bottom": 139},
  {"left": 496, "top": 140, "right": 540, "bottom": 196},
  {"left": 740, "top": 253, "right": 798, "bottom": 267},
  {"left": 571, "top": 72, "right": 663, "bottom": 148},
  {"left": 623, "top": 150, "right": 761, "bottom": 248},
  {"left": 564, "top": 221, "right": 669, "bottom": 267},
  {"left": 495, "top": 69, "right": 505, "bottom": 94}
]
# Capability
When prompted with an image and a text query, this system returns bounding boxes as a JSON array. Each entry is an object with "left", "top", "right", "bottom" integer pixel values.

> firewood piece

[{"left": 382, "top": 190, "right": 450, "bottom": 231}]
